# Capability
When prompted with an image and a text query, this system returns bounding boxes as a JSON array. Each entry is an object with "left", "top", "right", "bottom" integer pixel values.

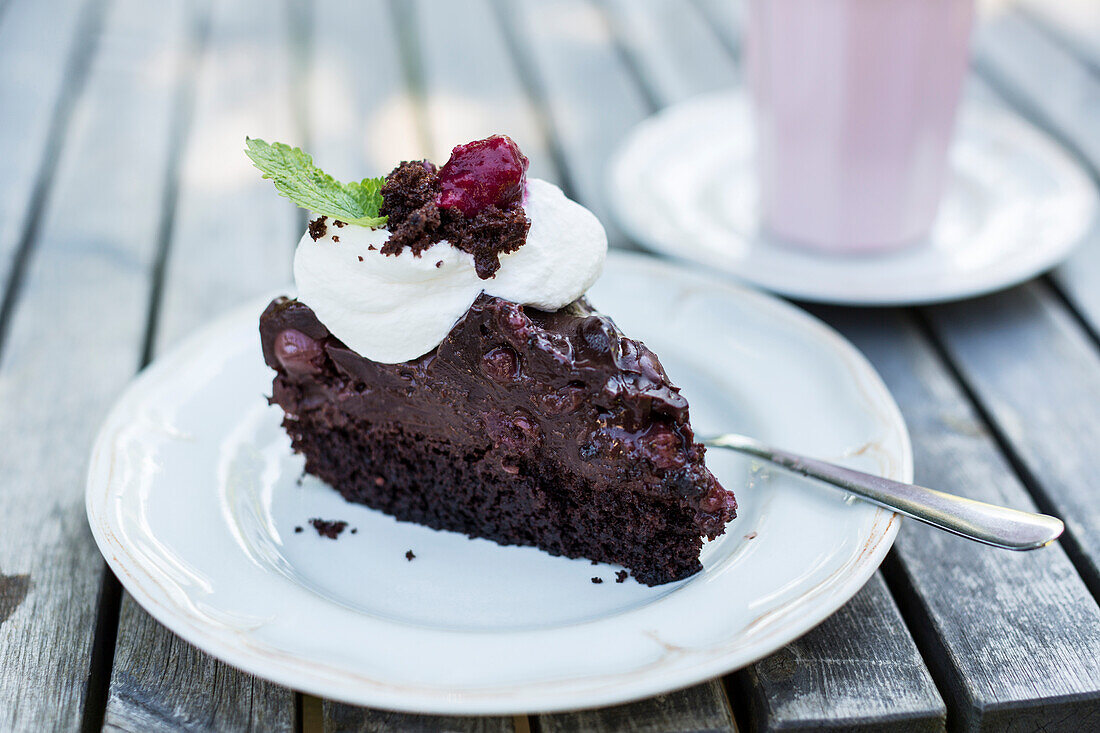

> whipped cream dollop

[{"left": 293, "top": 178, "right": 607, "bottom": 363}]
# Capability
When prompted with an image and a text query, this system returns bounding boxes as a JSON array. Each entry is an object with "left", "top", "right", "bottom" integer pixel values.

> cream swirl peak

[{"left": 293, "top": 178, "right": 607, "bottom": 363}]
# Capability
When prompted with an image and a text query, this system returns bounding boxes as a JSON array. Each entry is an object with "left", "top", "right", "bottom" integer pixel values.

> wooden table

[{"left": 3, "top": 0, "right": 1100, "bottom": 730}]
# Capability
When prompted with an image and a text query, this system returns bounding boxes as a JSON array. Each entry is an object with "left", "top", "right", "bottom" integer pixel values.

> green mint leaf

[{"left": 245, "top": 137, "right": 387, "bottom": 228}]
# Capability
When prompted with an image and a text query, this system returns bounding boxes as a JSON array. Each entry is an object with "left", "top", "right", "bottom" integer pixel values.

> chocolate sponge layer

[{"left": 260, "top": 294, "right": 736, "bottom": 585}]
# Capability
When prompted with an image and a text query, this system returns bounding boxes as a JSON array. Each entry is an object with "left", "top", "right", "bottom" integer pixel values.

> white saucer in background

[{"left": 610, "top": 90, "right": 1098, "bottom": 306}]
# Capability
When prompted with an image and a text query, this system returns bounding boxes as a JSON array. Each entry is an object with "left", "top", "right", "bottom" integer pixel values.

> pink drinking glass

[{"left": 746, "top": 0, "right": 975, "bottom": 252}]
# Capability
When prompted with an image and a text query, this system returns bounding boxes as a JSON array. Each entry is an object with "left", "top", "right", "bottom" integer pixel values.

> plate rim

[
  {"left": 608, "top": 90, "right": 1100, "bottom": 306},
  {"left": 86, "top": 251, "right": 910, "bottom": 714}
]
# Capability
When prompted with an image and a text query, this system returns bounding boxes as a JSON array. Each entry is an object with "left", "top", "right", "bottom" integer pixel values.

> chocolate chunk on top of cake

[{"left": 249, "top": 134, "right": 736, "bottom": 585}]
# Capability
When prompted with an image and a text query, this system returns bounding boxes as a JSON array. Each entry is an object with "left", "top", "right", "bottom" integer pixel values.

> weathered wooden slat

[
  {"left": 922, "top": 285, "right": 1100, "bottom": 597},
  {"left": 307, "top": 0, "right": 423, "bottom": 179},
  {"left": 495, "top": 0, "right": 649, "bottom": 246},
  {"left": 689, "top": 0, "right": 743, "bottom": 57},
  {"left": 107, "top": 599, "right": 294, "bottom": 732},
  {"left": 101, "top": 0, "right": 302, "bottom": 729},
  {"left": 320, "top": 701, "right": 518, "bottom": 733},
  {"left": 1016, "top": 0, "right": 1100, "bottom": 74},
  {"left": 945, "top": 0, "right": 1100, "bottom": 619},
  {"left": 971, "top": 10, "right": 1100, "bottom": 342},
  {"left": 742, "top": 575, "right": 941, "bottom": 733},
  {"left": 539, "top": 680, "right": 736, "bottom": 733},
  {"left": 569, "top": 2, "right": 947, "bottom": 730},
  {"left": 736, "top": 582, "right": 944, "bottom": 732},
  {"left": 603, "top": 0, "right": 739, "bottom": 103},
  {"left": 826, "top": 306, "right": 1100, "bottom": 731},
  {"left": 413, "top": 0, "right": 559, "bottom": 184},
  {"left": 0, "top": 0, "right": 97, "bottom": 318},
  {"left": 149, "top": 1, "right": 301, "bottom": 352},
  {"left": 0, "top": 0, "right": 185, "bottom": 728}
]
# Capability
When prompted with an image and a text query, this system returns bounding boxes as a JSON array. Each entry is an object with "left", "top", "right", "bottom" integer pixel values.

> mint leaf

[{"left": 245, "top": 137, "right": 387, "bottom": 227}]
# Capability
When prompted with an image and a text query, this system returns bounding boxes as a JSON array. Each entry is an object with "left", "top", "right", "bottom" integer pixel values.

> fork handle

[{"left": 705, "top": 433, "right": 1063, "bottom": 550}]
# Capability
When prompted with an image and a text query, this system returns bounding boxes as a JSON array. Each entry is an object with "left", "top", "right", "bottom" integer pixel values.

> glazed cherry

[
  {"left": 274, "top": 329, "right": 323, "bottom": 375},
  {"left": 482, "top": 346, "right": 521, "bottom": 382},
  {"left": 437, "top": 135, "right": 529, "bottom": 216},
  {"left": 637, "top": 423, "right": 683, "bottom": 469},
  {"left": 483, "top": 410, "right": 541, "bottom": 453}
]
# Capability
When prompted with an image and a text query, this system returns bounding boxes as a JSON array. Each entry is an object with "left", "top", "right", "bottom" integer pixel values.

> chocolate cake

[{"left": 249, "top": 134, "right": 736, "bottom": 585}]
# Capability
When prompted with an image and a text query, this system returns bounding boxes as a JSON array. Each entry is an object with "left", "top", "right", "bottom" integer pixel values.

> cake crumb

[
  {"left": 332, "top": 235, "right": 340, "bottom": 242},
  {"left": 615, "top": 570, "right": 628, "bottom": 583},
  {"left": 294, "top": 526, "right": 303, "bottom": 533},
  {"left": 379, "top": 158, "right": 529, "bottom": 278},
  {"left": 744, "top": 531, "right": 758, "bottom": 540},
  {"left": 405, "top": 550, "right": 416, "bottom": 561},
  {"left": 591, "top": 577, "right": 603, "bottom": 584},
  {"left": 357, "top": 255, "right": 363, "bottom": 262},
  {"left": 309, "top": 518, "right": 348, "bottom": 539},
  {"left": 435, "top": 260, "right": 443, "bottom": 268},
  {"left": 333, "top": 220, "right": 346, "bottom": 228},
  {"left": 368, "top": 244, "right": 376, "bottom": 250},
  {"left": 308, "top": 216, "right": 327, "bottom": 241},
  {"left": 351, "top": 528, "right": 358, "bottom": 534}
]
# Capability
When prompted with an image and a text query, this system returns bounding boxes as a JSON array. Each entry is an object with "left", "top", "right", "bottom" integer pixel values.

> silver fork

[{"left": 703, "top": 432, "right": 1064, "bottom": 550}]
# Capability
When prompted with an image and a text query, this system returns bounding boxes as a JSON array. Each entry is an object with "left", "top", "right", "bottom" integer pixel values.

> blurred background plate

[{"left": 609, "top": 90, "right": 1099, "bottom": 305}]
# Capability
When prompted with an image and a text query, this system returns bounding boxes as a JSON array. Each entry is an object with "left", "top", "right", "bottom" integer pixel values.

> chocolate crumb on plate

[
  {"left": 332, "top": 235, "right": 339, "bottom": 242},
  {"left": 309, "top": 518, "right": 347, "bottom": 539},
  {"left": 294, "top": 526, "right": 303, "bottom": 533},
  {"left": 357, "top": 256, "right": 363, "bottom": 262},
  {"left": 744, "top": 531, "right": 758, "bottom": 540},
  {"left": 405, "top": 550, "right": 416, "bottom": 561},
  {"left": 591, "top": 577, "right": 603, "bottom": 584},
  {"left": 615, "top": 570, "right": 628, "bottom": 583},
  {"left": 351, "top": 528, "right": 358, "bottom": 534}
]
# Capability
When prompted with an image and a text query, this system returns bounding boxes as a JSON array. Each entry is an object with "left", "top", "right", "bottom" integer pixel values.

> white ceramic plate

[
  {"left": 86, "top": 252, "right": 909, "bottom": 714},
  {"left": 609, "top": 90, "right": 1099, "bottom": 305}
]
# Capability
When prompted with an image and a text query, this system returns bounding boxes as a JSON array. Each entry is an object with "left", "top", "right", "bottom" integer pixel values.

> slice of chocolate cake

[{"left": 248, "top": 134, "right": 736, "bottom": 585}]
